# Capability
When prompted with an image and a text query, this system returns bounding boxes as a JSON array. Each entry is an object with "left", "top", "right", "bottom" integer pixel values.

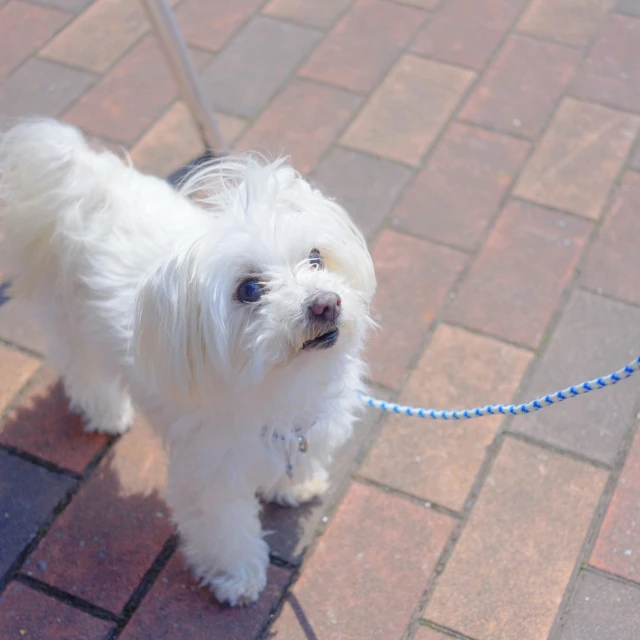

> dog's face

[{"left": 135, "top": 159, "right": 376, "bottom": 400}]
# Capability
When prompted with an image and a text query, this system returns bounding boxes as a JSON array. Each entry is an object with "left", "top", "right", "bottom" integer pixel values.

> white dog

[{"left": 0, "top": 120, "right": 376, "bottom": 606}]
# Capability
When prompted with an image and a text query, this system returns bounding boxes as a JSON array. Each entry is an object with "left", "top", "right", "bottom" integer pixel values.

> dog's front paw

[
  {"left": 210, "top": 564, "right": 268, "bottom": 607},
  {"left": 205, "top": 548, "right": 269, "bottom": 606},
  {"left": 267, "top": 468, "right": 329, "bottom": 508},
  {"left": 190, "top": 537, "right": 270, "bottom": 607}
]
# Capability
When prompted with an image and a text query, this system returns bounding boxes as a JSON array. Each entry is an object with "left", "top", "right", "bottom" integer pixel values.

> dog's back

[{"left": 0, "top": 119, "right": 205, "bottom": 433}]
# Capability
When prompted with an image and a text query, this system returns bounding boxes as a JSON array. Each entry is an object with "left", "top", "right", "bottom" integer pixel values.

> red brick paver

[
  {"left": 516, "top": 0, "right": 612, "bottom": 47},
  {"left": 413, "top": 628, "right": 451, "bottom": 640},
  {"left": 459, "top": 34, "right": 582, "bottom": 139},
  {"left": 236, "top": 78, "right": 362, "bottom": 175},
  {"left": 131, "top": 103, "right": 246, "bottom": 177},
  {"left": 3, "top": 0, "right": 640, "bottom": 637},
  {"left": 299, "top": 0, "right": 426, "bottom": 93},
  {"left": 121, "top": 554, "right": 290, "bottom": 639},
  {"left": 27, "top": 419, "right": 171, "bottom": 613},
  {"left": 367, "top": 230, "right": 467, "bottom": 389},
  {"left": 514, "top": 98, "right": 639, "bottom": 219},
  {"left": 616, "top": 0, "right": 640, "bottom": 18},
  {"left": 591, "top": 427, "right": 640, "bottom": 582},
  {"left": 0, "top": 367, "right": 108, "bottom": 474},
  {"left": 270, "top": 482, "right": 454, "bottom": 639},
  {"left": 313, "top": 148, "right": 413, "bottom": 239},
  {"left": 0, "top": 294, "right": 46, "bottom": 354},
  {"left": 0, "top": 581, "right": 114, "bottom": 639},
  {"left": 558, "top": 570, "right": 640, "bottom": 640},
  {"left": 361, "top": 324, "right": 531, "bottom": 511},
  {"left": 30, "top": 0, "right": 93, "bottom": 13},
  {"left": 391, "top": 122, "right": 530, "bottom": 249},
  {"left": 425, "top": 438, "right": 607, "bottom": 640},
  {"left": 0, "top": 58, "right": 95, "bottom": 119},
  {"left": 581, "top": 170, "right": 640, "bottom": 306},
  {"left": 341, "top": 54, "right": 475, "bottom": 165},
  {"left": 571, "top": 14, "right": 640, "bottom": 116},
  {"left": 263, "top": 0, "right": 354, "bottom": 28},
  {"left": 447, "top": 199, "right": 591, "bottom": 348},
  {"left": 199, "top": 16, "right": 321, "bottom": 118},
  {"left": 400, "top": 0, "right": 440, "bottom": 7},
  {"left": 411, "top": 0, "right": 530, "bottom": 71},
  {"left": 0, "top": 1, "right": 70, "bottom": 83},
  {"left": 175, "top": 0, "right": 263, "bottom": 52},
  {"left": 0, "top": 345, "right": 40, "bottom": 413},
  {"left": 65, "top": 36, "right": 210, "bottom": 145},
  {"left": 40, "top": 0, "right": 167, "bottom": 74},
  {"left": 510, "top": 290, "right": 640, "bottom": 464},
  {"left": 632, "top": 139, "right": 640, "bottom": 170},
  {"left": 0, "top": 448, "right": 75, "bottom": 576}
]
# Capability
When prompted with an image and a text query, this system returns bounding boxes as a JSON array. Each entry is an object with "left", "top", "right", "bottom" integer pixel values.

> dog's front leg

[
  {"left": 262, "top": 454, "right": 330, "bottom": 508},
  {"left": 166, "top": 448, "right": 269, "bottom": 607}
]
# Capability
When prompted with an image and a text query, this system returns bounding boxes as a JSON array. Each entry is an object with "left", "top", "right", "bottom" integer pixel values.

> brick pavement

[{"left": 0, "top": 0, "right": 639, "bottom": 638}]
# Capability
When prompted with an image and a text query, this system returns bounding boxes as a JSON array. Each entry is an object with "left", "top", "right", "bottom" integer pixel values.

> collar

[{"left": 261, "top": 423, "right": 313, "bottom": 477}]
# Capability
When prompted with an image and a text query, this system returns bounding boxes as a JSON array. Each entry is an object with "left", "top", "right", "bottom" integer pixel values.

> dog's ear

[{"left": 133, "top": 250, "right": 211, "bottom": 403}]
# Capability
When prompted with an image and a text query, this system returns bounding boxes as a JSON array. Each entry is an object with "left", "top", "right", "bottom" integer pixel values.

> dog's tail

[{"left": 0, "top": 119, "right": 117, "bottom": 298}]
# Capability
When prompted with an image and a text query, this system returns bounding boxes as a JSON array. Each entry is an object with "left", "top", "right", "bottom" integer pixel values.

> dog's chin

[{"left": 302, "top": 327, "right": 340, "bottom": 351}]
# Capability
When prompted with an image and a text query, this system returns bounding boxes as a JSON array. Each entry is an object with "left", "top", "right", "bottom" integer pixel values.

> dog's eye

[
  {"left": 236, "top": 278, "right": 263, "bottom": 303},
  {"left": 309, "top": 248, "right": 324, "bottom": 270}
]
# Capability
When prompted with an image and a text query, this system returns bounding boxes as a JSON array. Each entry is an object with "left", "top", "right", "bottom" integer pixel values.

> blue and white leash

[
  {"left": 271, "top": 356, "right": 640, "bottom": 477},
  {"left": 360, "top": 356, "right": 640, "bottom": 420}
]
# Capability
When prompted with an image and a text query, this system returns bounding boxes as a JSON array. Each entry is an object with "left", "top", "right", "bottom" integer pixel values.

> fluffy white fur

[{"left": 0, "top": 120, "right": 376, "bottom": 606}]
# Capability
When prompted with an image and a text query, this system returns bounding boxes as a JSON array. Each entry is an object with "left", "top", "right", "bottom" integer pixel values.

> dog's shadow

[{"left": 0, "top": 367, "right": 330, "bottom": 637}]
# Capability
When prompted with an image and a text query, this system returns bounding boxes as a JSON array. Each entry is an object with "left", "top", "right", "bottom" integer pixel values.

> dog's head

[{"left": 134, "top": 157, "right": 376, "bottom": 402}]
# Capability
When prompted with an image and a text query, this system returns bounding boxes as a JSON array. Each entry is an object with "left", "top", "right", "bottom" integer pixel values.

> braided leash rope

[{"left": 360, "top": 356, "right": 640, "bottom": 420}]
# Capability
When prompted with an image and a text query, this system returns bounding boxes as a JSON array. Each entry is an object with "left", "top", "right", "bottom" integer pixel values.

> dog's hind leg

[
  {"left": 63, "top": 366, "right": 134, "bottom": 435},
  {"left": 42, "top": 311, "right": 134, "bottom": 436}
]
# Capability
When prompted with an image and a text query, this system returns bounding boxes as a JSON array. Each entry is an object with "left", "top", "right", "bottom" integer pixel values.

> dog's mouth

[{"left": 302, "top": 328, "right": 339, "bottom": 350}]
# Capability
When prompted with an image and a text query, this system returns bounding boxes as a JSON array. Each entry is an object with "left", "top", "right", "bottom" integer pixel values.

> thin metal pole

[{"left": 140, "top": 0, "right": 228, "bottom": 154}]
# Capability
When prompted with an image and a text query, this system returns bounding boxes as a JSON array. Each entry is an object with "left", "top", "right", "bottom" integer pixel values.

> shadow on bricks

[{"left": 0, "top": 365, "right": 383, "bottom": 632}]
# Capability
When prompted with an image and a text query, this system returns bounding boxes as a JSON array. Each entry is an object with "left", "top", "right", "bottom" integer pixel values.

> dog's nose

[{"left": 310, "top": 292, "right": 341, "bottom": 322}]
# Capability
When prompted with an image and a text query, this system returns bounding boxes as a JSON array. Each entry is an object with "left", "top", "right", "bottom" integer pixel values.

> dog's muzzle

[{"left": 302, "top": 292, "right": 341, "bottom": 350}]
